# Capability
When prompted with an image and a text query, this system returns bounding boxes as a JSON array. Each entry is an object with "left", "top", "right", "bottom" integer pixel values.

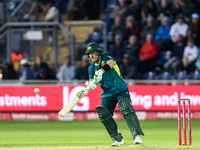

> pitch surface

[{"left": 0, "top": 120, "right": 199, "bottom": 150}]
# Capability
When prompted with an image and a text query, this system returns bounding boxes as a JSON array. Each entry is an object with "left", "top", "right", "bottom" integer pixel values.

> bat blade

[{"left": 58, "top": 89, "right": 87, "bottom": 117}]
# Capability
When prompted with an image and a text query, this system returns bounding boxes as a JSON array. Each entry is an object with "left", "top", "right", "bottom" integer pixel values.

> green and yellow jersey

[{"left": 88, "top": 51, "right": 128, "bottom": 97}]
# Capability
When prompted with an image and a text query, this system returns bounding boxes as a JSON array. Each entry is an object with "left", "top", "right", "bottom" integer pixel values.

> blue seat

[
  {"left": 143, "top": 72, "right": 156, "bottom": 80},
  {"left": 192, "top": 71, "right": 200, "bottom": 80},
  {"left": 158, "top": 72, "right": 172, "bottom": 80},
  {"left": 174, "top": 71, "right": 187, "bottom": 80},
  {"left": 188, "top": 71, "right": 195, "bottom": 79}
]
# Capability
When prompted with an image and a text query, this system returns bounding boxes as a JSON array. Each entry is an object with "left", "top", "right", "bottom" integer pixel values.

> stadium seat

[
  {"left": 158, "top": 72, "right": 172, "bottom": 80},
  {"left": 188, "top": 71, "right": 200, "bottom": 80},
  {"left": 143, "top": 72, "right": 156, "bottom": 80},
  {"left": 174, "top": 71, "right": 187, "bottom": 80}
]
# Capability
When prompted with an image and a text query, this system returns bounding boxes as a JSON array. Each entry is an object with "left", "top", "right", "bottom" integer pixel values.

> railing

[
  {"left": 67, "top": 21, "right": 107, "bottom": 53},
  {"left": 9, "top": 0, "right": 40, "bottom": 22},
  {"left": 0, "top": 21, "right": 74, "bottom": 68}
]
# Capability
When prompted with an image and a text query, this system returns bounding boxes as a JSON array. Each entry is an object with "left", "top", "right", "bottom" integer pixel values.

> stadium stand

[{"left": 0, "top": 0, "right": 200, "bottom": 81}]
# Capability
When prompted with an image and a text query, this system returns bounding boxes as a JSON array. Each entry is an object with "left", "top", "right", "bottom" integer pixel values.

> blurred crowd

[
  {"left": 1, "top": 55, "right": 90, "bottom": 81},
  {"left": 2, "top": 0, "right": 200, "bottom": 80},
  {"left": 83, "top": 0, "right": 200, "bottom": 80},
  {"left": 85, "top": 0, "right": 200, "bottom": 80}
]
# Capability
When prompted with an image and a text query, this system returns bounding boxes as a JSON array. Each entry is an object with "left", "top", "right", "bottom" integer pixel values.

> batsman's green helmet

[{"left": 85, "top": 42, "right": 102, "bottom": 54}]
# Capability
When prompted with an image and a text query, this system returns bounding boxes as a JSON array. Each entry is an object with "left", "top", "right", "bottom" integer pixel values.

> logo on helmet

[{"left": 88, "top": 46, "right": 92, "bottom": 50}]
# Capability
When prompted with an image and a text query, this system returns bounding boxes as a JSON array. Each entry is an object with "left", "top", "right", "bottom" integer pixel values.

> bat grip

[
  {"left": 85, "top": 87, "right": 90, "bottom": 91},
  {"left": 93, "top": 75, "right": 98, "bottom": 84}
]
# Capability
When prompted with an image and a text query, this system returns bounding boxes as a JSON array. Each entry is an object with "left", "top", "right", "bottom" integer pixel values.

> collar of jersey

[{"left": 94, "top": 56, "right": 102, "bottom": 66}]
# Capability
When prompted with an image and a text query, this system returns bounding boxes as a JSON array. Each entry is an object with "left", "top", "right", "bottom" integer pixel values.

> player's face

[{"left": 88, "top": 51, "right": 99, "bottom": 63}]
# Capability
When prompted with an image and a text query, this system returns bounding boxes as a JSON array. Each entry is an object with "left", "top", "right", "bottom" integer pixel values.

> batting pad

[
  {"left": 95, "top": 106, "right": 123, "bottom": 142},
  {"left": 118, "top": 98, "right": 144, "bottom": 139}
]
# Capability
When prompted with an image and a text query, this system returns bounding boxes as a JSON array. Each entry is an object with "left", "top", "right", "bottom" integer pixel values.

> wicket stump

[{"left": 178, "top": 98, "right": 192, "bottom": 146}]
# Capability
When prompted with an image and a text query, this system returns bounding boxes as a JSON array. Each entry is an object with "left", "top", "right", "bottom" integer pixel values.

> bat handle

[
  {"left": 85, "top": 87, "right": 90, "bottom": 91},
  {"left": 93, "top": 75, "right": 98, "bottom": 84}
]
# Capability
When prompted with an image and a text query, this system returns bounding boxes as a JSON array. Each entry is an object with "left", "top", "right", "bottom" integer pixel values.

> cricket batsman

[{"left": 85, "top": 42, "right": 144, "bottom": 146}]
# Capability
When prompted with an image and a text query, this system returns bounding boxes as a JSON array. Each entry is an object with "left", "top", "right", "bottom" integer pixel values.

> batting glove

[
  {"left": 94, "top": 69, "right": 104, "bottom": 83},
  {"left": 86, "top": 81, "right": 96, "bottom": 91}
]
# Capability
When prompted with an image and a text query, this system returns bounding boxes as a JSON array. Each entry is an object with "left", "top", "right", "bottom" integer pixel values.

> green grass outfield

[{"left": 0, "top": 120, "right": 200, "bottom": 150}]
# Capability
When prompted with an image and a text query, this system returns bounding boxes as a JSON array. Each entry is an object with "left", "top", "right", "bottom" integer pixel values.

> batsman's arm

[{"left": 100, "top": 60, "right": 114, "bottom": 73}]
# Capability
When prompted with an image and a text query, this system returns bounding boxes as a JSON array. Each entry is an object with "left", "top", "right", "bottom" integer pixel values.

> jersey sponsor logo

[
  {"left": 101, "top": 61, "right": 105, "bottom": 66},
  {"left": 88, "top": 46, "right": 92, "bottom": 50}
]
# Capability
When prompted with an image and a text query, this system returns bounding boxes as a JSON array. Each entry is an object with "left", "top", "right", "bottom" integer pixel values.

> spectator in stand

[
  {"left": 140, "top": 15, "right": 158, "bottom": 41},
  {"left": 141, "top": 0, "right": 158, "bottom": 22},
  {"left": 170, "top": 0, "right": 182, "bottom": 24},
  {"left": 57, "top": 55, "right": 76, "bottom": 81},
  {"left": 33, "top": 55, "right": 51, "bottom": 80},
  {"left": 22, "top": 1, "right": 37, "bottom": 21},
  {"left": 2, "top": 63, "right": 17, "bottom": 79},
  {"left": 187, "top": 13, "right": 200, "bottom": 47},
  {"left": 19, "top": 59, "right": 35, "bottom": 80},
  {"left": 125, "top": 0, "right": 142, "bottom": 22},
  {"left": 119, "top": 54, "right": 138, "bottom": 79},
  {"left": 179, "top": 0, "right": 198, "bottom": 24},
  {"left": 181, "top": 38, "right": 199, "bottom": 74},
  {"left": 155, "top": 16, "right": 172, "bottom": 51},
  {"left": 39, "top": 0, "right": 52, "bottom": 12},
  {"left": 125, "top": 35, "right": 141, "bottom": 63},
  {"left": 157, "top": 0, "right": 171, "bottom": 21},
  {"left": 41, "top": 2, "right": 59, "bottom": 22},
  {"left": 109, "top": 16, "right": 124, "bottom": 43},
  {"left": 74, "top": 55, "right": 89, "bottom": 80},
  {"left": 11, "top": 52, "right": 23, "bottom": 63},
  {"left": 169, "top": 14, "right": 189, "bottom": 44},
  {"left": 85, "top": 27, "right": 103, "bottom": 44},
  {"left": 8, "top": 0, "right": 37, "bottom": 22},
  {"left": 124, "top": 16, "right": 141, "bottom": 41},
  {"left": 138, "top": 34, "right": 159, "bottom": 74},
  {"left": 112, "top": 0, "right": 127, "bottom": 19},
  {"left": 164, "top": 34, "right": 186, "bottom": 74},
  {"left": 41, "top": 2, "right": 60, "bottom": 42},
  {"left": 109, "top": 34, "right": 126, "bottom": 65}
]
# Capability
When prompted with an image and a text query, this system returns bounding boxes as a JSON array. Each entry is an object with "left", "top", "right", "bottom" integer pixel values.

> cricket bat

[{"left": 58, "top": 88, "right": 88, "bottom": 117}]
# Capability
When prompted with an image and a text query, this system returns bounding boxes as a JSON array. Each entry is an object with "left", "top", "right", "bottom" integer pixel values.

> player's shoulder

[
  {"left": 102, "top": 51, "right": 112, "bottom": 56},
  {"left": 102, "top": 51, "right": 114, "bottom": 59}
]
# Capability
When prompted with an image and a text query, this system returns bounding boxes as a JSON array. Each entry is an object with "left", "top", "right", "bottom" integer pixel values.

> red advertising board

[
  {"left": 128, "top": 85, "right": 200, "bottom": 111},
  {"left": 0, "top": 86, "right": 63, "bottom": 111},
  {"left": 0, "top": 85, "right": 200, "bottom": 112}
]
